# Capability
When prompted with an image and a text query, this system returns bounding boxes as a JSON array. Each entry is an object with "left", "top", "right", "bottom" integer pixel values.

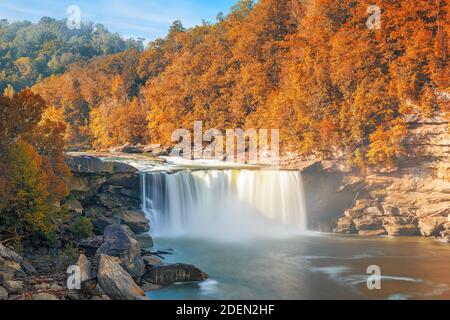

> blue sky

[{"left": 0, "top": 0, "right": 238, "bottom": 41}]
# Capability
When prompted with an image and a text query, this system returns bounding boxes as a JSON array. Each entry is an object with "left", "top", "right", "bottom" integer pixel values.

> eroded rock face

[
  {"left": 97, "top": 255, "right": 146, "bottom": 300},
  {"left": 65, "top": 155, "right": 147, "bottom": 236},
  {"left": 144, "top": 264, "right": 209, "bottom": 287}
]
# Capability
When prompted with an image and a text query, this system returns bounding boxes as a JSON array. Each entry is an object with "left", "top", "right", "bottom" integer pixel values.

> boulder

[
  {"left": 132, "top": 234, "right": 154, "bottom": 249},
  {"left": 77, "top": 254, "right": 91, "bottom": 282},
  {"left": 334, "top": 217, "right": 356, "bottom": 234},
  {"left": 96, "top": 225, "right": 145, "bottom": 281},
  {"left": 144, "top": 264, "right": 208, "bottom": 287},
  {"left": 0, "top": 286, "right": 7, "bottom": 300},
  {"left": 0, "top": 244, "right": 23, "bottom": 263},
  {"left": 96, "top": 225, "right": 132, "bottom": 257},
  {"left": 344, "top": 209, "right": 362, "bottom": 219},
  {"left": 65, "top": 199, "right": 84, "bottom": 214},
  {"left": 359, "top": 229, "right": 387, "bottom": 236},
  {"left": 122, "top": 238, "right": 145, "bottom": 281},
  {"left": 141, "top": 282, "right": 162, "bottom": 291},
  {"left": 365, "top": 206, "right": 383, "bottom": 216},
  {"left": 3, "top": 280, "right": 23, "bottom": 294},
  {"left": 383, "top": 216, "right": 411, "bottom": 226},
  {"left": 96, "top": 193, "right": 138, "bottom": 210},
  {"left": 382, "top": 205, "right": 401, "bottom": 217},
  {"left": 91, "top": 216, "right": 118, "bottom": 235},
  {"left": 142, "top": 256, "right": 162, "bottom": 268},
  {"left": 417, "top": 202, "right": 450, "bottom": 218},
  {"left": 32, "top": 293, "right": 59, "bottom": 300},
  {"left": 385, "top": 224, "right": 421, "bottom": 236},
  {"left": 97, "top": 255, "right": 146, "bottom": 300},
  {"left": 418, "top": 216, "right": 448, "bottom": 237},
  {"left": 120, "top": 210, "right": 150, "bottom": 233},
  {"left": 353, "top": 218, "right": 383, "bottom": 231}
]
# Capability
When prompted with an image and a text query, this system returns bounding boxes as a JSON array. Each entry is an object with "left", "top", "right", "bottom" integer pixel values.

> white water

[{"left": 140, "top": 169, "right": 307, "bottom": 241}]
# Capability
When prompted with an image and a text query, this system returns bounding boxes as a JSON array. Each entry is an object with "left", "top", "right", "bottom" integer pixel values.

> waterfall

[{"left": 141, "top": 169, "right": 307, "bottom": 240}]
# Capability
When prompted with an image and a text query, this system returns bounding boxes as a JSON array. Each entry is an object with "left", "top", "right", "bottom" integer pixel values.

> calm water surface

[{"left": 146, "top": 233, "right": 450, "bottom": 300}]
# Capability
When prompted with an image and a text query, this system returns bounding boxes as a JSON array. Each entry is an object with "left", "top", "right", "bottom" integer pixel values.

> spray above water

[{"left": 141, "top": 169, "right": 307, "bottom": 241}]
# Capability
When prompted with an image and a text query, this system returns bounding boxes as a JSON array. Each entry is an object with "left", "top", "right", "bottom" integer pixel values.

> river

[
  {"left": 103, "top": 156, "right": 450, "bottom": 300},
  {"left": 147, "top": 234, "right": 450, "bottom": 300}
]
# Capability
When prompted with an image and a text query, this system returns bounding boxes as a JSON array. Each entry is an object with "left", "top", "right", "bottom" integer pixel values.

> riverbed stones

[{"left": 97, "top": 254, "right": 146, "bottom": 300}]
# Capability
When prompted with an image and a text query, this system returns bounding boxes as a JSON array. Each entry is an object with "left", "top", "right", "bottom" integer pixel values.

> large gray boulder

[
  {"left": 97, "top": 255, "right": 146, "bottom": 300},
  {"left": 120, "top": 210, "right": 150, "bottom": 234},
  {"left": 144, "top": 264, "right": 208, "bottom": 287},
  {"left": 0, "top": 244, "right": 35, "bottom": 276},
  {"left": 132, "top": 234, "right": 154, "bottom": 249},
  {"left": 96, "top": 225, "right": 145, "bottom": 281}
]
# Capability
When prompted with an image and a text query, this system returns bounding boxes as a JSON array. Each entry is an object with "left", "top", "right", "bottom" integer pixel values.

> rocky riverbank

[
  {"left": 288, "top": 116, "right": 450, "bottom": 243},
  {"left": 0, "top": 155, "right": 209, "bottom": 300}
]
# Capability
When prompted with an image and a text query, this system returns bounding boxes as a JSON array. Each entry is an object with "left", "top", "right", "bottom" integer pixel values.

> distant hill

[{"left": 0, "top": 17, "right": 143, "bottom": 92}]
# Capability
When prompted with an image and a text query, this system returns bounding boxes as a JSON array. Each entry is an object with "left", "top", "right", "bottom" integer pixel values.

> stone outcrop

[
  {"left": 64, "top": 155, "right": 150, "bottom": 240},
  {"left": 97, "top": 254, "right": 147, "bottom": 300},
  {"left": 96, "top": 225, "right": 145, "bottom": 282},
  {"left": 328, "top": 116, "right": 450, "bottom": 241},
  {"left": 143, "top": 264, "right": 209, "bottom": 287}
]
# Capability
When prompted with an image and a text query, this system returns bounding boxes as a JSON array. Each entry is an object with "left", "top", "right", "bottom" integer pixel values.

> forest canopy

[
  {"left": 0, "top": 17, "right": 143, "bottom": 92},
  {"left": 30, "top": 0, "right": 449, "bottom": 169}
]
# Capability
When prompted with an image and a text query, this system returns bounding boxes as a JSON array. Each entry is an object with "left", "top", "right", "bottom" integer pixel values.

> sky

[{"left": 0, "top": 0, "right": 238, "bottom": 41}]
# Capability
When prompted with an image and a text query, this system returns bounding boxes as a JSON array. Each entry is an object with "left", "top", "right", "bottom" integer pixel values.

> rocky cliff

[{"left": 292, "top": 116, "right": 450, "bottom": 242}]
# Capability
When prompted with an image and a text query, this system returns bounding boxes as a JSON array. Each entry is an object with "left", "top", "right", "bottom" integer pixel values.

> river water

[{"left": 147, "top": 233, "right": 450, "bottom": 300}]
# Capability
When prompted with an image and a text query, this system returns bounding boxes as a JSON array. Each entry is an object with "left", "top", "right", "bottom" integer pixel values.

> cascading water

[{"left": 140, "top": 169, "right": 308, "bottom": 240}]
